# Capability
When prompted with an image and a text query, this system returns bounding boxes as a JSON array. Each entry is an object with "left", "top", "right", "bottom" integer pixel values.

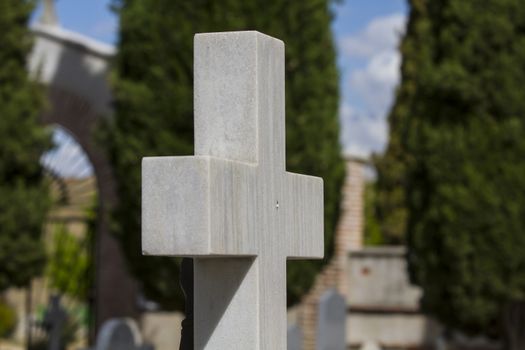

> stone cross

[{"left": 142, "top": 31, "right": 324, "bottom": 349}]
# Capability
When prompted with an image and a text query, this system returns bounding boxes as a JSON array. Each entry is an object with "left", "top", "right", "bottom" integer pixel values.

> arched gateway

[{"left": 29, "top": 5, "right": 137, "bottom": 334}]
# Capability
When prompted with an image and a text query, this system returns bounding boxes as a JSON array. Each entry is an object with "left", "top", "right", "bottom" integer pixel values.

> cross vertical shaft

[
  {"left": 142, "top": 31, "right": 324, "bottom": 350},
  {"left": 194, "top": 31, "right": 287, "bottom": 349}
]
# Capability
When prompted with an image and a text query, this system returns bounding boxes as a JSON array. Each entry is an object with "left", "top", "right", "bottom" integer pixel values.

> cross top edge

[
  {"left": 194, "top": 30, "right": 284, "bottom": 46},
  {"left": 194, "top": 30, "right": 286, "bottom": 168}
]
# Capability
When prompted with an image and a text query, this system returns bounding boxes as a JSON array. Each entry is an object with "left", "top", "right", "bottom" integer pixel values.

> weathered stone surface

[{"left": 142, "top": 31, "right": 324, "bottom": 350}]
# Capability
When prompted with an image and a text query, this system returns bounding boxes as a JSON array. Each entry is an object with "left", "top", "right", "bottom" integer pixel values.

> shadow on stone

[{"left": 194, "top": 257, "right": 256, "bottom": 349}]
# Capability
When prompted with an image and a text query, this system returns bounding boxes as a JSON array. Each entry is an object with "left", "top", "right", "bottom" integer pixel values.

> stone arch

[{"left": 30, "top": 22, "right": 137, "bottom": 334}]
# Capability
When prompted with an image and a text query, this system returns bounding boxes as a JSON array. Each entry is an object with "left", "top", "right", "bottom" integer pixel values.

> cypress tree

[
  {"left": 0, "top": 0, "right": 51, "bottom": 291},
  {"left": 380, "top": 0, "right": 525, "bottom": 346},
  {"left": 107, "top": 0, "right": 344, "bottom": 309},
  {"left": 373, "top": 0, "right": 426, "bottom": 245}
]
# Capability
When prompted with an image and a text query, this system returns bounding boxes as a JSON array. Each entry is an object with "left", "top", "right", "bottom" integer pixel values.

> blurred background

[{"left": 0, "top": 0, "right": 523, "bottom": 349}]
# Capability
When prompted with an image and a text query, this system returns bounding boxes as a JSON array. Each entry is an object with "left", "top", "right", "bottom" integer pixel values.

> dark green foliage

[
  {"left": 363, "top": 182, "right": 383, "bottom": 246},
  {"left": 373, "top": 0, "right": 423, "bottom": 245},
  {"left": 106, "top": 0, "right": 344, "bottom": 309},
  {"left": 0, "top": 300, "right": 17, "bottom": 337},
  {"left": 0, "top": 0, "right": 51, "bottom": 291},
  {"left": 381, "top": 0, "right": 525, "bottom": 339}
]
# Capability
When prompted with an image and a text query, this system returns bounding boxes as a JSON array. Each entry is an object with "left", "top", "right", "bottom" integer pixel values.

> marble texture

[{"left": 142, "top": 31, "right": 324, "bottom": 349}]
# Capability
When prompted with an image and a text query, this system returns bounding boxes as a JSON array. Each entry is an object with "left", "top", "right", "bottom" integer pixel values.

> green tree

[
  {"left": 363, "top": 182, "right": 383, "bottom": 246},
  {"left": 106, "top": 0, "right": 344, "bottom": 309},
  {"left": 381, "top": 0, "right": 525, "bottom": 347},
  {"left": 373, "top": 0, "right": 423, "bottom": 245},
  {"left": 0, "top": 0, "right": 51, "bottom": 291},
  {"left": 46, "top": 224, "right": 91, "bottom": 300},
  {"left": 0, "top": 300, "right": 17, "bottom": 338}
]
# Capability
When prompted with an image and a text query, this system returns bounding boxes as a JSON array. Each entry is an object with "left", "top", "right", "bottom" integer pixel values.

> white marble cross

[{"left": 142, "top": 31, "right": 324, "bottom": 350}]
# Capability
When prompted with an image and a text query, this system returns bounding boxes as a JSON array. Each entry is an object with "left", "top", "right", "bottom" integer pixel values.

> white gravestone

[
  {"left": 142, "top": 31, "right": 324, "bottom": 349},
  {"left": 360, "top": 341, "right": 381, "bottom": 350}
]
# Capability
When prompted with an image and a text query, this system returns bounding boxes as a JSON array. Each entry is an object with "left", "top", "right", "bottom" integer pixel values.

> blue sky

[
  {"left": 332, "top": 1, "right": 407, "bottom": 156},
  {"left": 34, "top": 0, "right": 408, "bottom": 172}
]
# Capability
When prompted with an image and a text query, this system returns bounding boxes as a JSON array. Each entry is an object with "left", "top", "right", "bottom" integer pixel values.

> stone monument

[
  {"left": 42, "top": 295, "right": 67, "bottom": 350},
  {"left": 317, "top": 289, "right": 346, "bottom": 350},
  {"left": 288, "top": 325, "right": 303, "bottom": 350},
  {"left": 142, "top": 31, "right": 324, "bottom": 349},
  {"left": 93, "top": 318, "right": 153, "bottom": 350}
]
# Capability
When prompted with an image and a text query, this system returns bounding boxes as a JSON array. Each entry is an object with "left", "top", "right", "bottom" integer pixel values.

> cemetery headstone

[
  {"left": 435, "top": 334, "right": 448, "bottom": 350},
  {"left": 142, "top": 31, "right": 324, "bottom": 349},
  {"left": 42, "top": 295, "right": 67, "bottom": 350},
  {"left": 287, "top": 325, "right": 303, "bottom": 350},
  {"left": 94, "top": 318, "right": 153, "bottom": 350},
  {"left": 360, "top": 341, "right": 381, "bottom": 350},
  {"left": 317, "top": 289, "right": 346, "bottom": 350}
]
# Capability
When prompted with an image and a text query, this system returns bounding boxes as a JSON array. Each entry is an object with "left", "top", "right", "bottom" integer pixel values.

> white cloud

[
  {"left": 340, "top": 103, "right": 388, "bottom": 157},
  {"left": 341, "top": 13, "right": 406, "bottom": 59},
  {"left": 350, "top": 50, "right": 401, "bottom": 117},
  {"left": 339, "top": 13, "right": 406, "bottom": 157}
]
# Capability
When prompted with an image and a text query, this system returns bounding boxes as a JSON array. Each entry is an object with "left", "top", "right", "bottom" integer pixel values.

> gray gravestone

[
  {"left": 43, "top": 295, "right": 67, "bottom": 350},
  {"left": 94, "top": 318, "right": 153, "bottom": 350},
  {"left": 287, "top": 325, "right": 302, "bottom": 350},
  {"left": 317, "top": 289, "right": 346, "bottom": 350}
]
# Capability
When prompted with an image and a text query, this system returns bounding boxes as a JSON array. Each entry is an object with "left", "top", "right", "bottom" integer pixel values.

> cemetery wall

[
  {"left": 346, "top": 247, "right": 442, "bottom": 349},
  {"left": 347, "top": 247, "right": 421, "bottom": 308}
]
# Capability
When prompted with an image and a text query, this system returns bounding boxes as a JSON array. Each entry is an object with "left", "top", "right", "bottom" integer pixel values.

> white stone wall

[
  {"left": 347, "top": 247, "right": 443, "bottom": 348},
  {"left": 347, "top": 313, "right": 441, "bottom": 348},
  {"left": 347, "top": 247, "right": 421, "bottom": 309},
  {"left": 29, "top": 24, "right": 115, "bottom": 115}
]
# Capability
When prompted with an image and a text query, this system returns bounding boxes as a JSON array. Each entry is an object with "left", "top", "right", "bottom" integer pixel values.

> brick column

[
  {"left": 335, "top": 157, "right": 366, "bottom": 294},
  {"left": 297, "top": 156, "right": 368, "bottom": 350}
]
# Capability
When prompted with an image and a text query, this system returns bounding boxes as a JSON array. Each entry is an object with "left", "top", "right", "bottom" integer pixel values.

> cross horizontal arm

[
  {"left": 284, "top": 172, "right": 324, "bottom": 259},
  {"left": 142, "top": 156, "right": 258, "bottom": 257}
]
